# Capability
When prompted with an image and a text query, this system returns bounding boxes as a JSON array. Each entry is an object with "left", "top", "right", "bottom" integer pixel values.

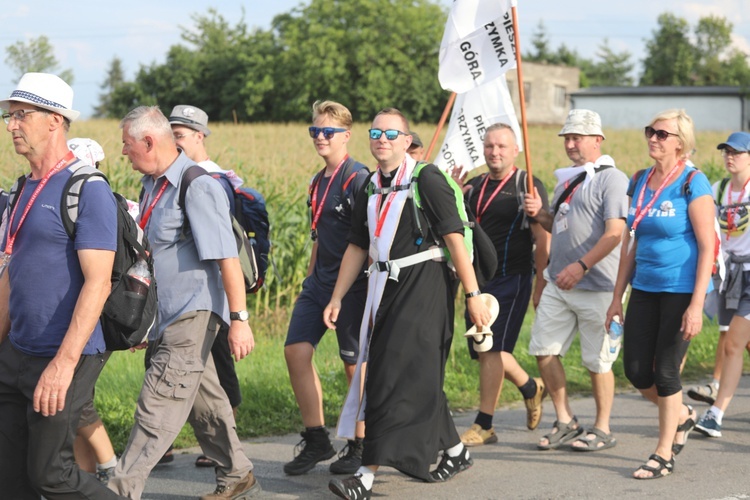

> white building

[{"left": 570, "top": 86, "right": 750, "bottom": 131}]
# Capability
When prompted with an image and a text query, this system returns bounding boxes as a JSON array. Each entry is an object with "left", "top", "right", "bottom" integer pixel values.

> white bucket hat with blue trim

[{"left": 0, "top": 72, "right": 80, "bottom": 122}]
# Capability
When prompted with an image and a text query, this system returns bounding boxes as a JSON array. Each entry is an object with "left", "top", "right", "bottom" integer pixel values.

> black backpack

[
  {"left": 178, "top": 166, "right": 270, "bottom": 293},
  {"left": 8, "top": 163, "right": 158, "bottom": 351}
]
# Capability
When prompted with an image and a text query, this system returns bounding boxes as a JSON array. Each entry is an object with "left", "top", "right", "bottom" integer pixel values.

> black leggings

[{"left": 623, "top": 289, "right": 692, "bottom": 397}]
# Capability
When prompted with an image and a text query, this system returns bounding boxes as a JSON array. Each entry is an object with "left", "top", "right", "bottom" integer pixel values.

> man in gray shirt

[
  {"left": 108, "top": 106, "right": 259, "bottom": 500},
  {"left": 524, "top": 109, "right": 628, "bottom": 453}
]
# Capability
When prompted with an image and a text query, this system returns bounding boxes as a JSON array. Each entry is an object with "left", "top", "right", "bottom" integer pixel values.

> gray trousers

[
  {"left": 0, "top": 340, "right": 122, "bottom": 499},
  {"left": 109, "top": 310, "right": 252, "bottom": 499}
]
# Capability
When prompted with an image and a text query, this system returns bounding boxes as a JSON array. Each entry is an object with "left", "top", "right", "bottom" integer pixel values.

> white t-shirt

[{"left": 713, "top": 178, "right": 750, "bottom": 270}]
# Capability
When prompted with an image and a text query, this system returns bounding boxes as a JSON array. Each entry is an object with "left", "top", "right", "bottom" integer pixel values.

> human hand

[
  {"left": 228, "top": 321, "right": 255, "bottom": 361},
  {"left": 323, "top": 299, "right": 342, "bottom": 330},
  {"left": 466, "top": 295, "right": 491, "bottom": 329},
  {"left": 555, "top": 261, "right": 585, "bottom": 290},
  {"left": 680, "top": 303, "right": 703, "bottom": 340},
  {"left": 524, "top": 189, "right": 542, "bottom": 218},
  {"left": 33, "top": 357, "right": 76, "bottom": 416}
]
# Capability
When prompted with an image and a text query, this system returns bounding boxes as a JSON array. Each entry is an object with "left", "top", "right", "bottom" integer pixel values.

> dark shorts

[
  {"left": 718, "top": 270, "right": 750, "bottom": 328},
  {"left": 285, "top": 277, "right": 366, "bottom": 364},
  {"left": 78, "top": 351, "right": 112, "bottom": 429},
  {"left": 465, "top": 273, "right": 532, "bottom": 359}
]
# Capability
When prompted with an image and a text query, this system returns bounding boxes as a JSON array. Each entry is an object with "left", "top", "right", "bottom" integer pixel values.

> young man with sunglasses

[
  {"left": 283, "top": 100, "right": 369, "bottom": 477},
  {"left": 324, "top": 108, "right": 491, "bottom": 499},
  {"left": 523, "top": 109, "right": 628, "bottom": 453}
]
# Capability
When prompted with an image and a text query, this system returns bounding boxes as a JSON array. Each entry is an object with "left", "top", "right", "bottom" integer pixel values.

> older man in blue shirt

[{"left": 108, "top": 106, "right": 259, "bottom": 500}]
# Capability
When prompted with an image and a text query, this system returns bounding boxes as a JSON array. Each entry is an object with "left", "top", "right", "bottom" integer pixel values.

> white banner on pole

[
  {"left": 434, "top": 76, "right": 521, "bottom": 174},
  {"left": 439, "top": 0, "right": 518, "bottom": 94}
]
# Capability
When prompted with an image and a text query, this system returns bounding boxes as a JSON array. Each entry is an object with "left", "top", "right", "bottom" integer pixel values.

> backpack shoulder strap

[
  {"left": 61, "top": 162, "right": 108, "bottom": 238},
  {"left": 626, "top": 169, "right": 647, "bottom": 198},
  {"left": 178, "top": 165, "right": 208, "bottom": 210},
  {"left": 307, "top": 168, "right": 326, "bottom": 207},
  {"left": 7, "top": 174, "right": 28, "bottom": 219},
  {"left": 716, "top": 177, "right": 731, "bottom": 206},
  {"left": 553, "top": 171, "right": 587, "bottom": 215},
  {"left": 683, "top": 167, "right": 700, "bottom": 197}
]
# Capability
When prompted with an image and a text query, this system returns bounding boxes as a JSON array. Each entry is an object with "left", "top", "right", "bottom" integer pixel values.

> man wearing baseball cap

[
  {"left": 0, "top": 73, "right": 120, "bottom": 498},
  {"left": 524, "top": 109, "right": 629, "bottom": 452}
]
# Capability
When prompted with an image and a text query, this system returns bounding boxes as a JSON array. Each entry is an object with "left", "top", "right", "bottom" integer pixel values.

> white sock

[
  {"left": 355, "top": 466, "right": 375, "bottom": 489},
  {"left": 709, "top": 406, "right": 724, "bottom": 423},
  {"left": 711, "top": 379, "right": 720, "bottom": 389},
  {"left": 445, "top": 442, "right": 466, "bottom": 458},
  {"left": 97, "top": 456, "right": 117, "bottom": 470}
]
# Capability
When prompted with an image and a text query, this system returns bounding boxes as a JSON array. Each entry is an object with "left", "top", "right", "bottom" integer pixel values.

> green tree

[
  {"left": 640, "top": 13, "right": 694, "bottom": 85},
  {"left": 693, "top": 16, "right": 737, "bottom": 85},
  {"left": 525, "top": 21, "right": 552, "bottom": 63},
  {"left": 94, "top": 57, "right": 126, "bottom": 118},
  {"left": 587, "top": 39, "right": 634, "bottom": 86},
  {"left": 4, "top": 35, "right": 74, "bottom": 84}
]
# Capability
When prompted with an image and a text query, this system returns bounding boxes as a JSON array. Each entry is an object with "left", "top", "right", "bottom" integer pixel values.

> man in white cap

[
  {"left": 0, "top": 73, "right": 120, "bottom": 498},
  {"left": 167, "top": 104, "right": 243, "bottom": 468},
  {"left": 524, "top": 109, "right": 628, "bottom": 452}
]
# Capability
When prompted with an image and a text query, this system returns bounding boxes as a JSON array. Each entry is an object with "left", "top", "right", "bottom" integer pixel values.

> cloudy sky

[{"left": 0, "top": 0, "right": 747, "bottom": 118}]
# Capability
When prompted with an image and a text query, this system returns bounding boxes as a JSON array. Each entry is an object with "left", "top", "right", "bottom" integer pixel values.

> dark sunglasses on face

[
  {"left": 309, "top": 126, "right": 347, "bottom": 140},
  {"left": 368, "top": 129, "right": 407, "bottom": 141},
  {"left": 644, "top": 126, "right": 679, "bottom": 141}
]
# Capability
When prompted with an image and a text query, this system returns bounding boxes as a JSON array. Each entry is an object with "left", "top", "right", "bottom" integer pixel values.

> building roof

[{"left": 571, "top": 86, "right": 748, "bottom": 97}]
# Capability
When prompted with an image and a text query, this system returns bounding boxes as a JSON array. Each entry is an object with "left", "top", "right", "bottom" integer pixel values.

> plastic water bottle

[
  {"left": 608, "top": 315, "right": 623, "bottom": 354},
  {"left": 126, "top": 258, "right": 151, "bottom": 296}
]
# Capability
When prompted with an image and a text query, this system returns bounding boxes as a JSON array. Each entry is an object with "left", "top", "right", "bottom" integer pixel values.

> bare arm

[
  {"left": 555, "top": 218, "right": 626, "bottom": 291},
  {"left": 530, "top": 221, "right": 550, "bottom": 309},
  {"left": 323, "top": 244, "right": 368, "bottom": 329},
  {"left": 218, "top": 256, "right": 255, "bottom": 361},
  {"left": 443, "top": 232, "right": 491, "bottom": 328},
  {"left": 34, "top": 248, "right": 114, "bottom": 417},
  {"left": 682, "top": 194, "right": 716, "bottom": 339}
]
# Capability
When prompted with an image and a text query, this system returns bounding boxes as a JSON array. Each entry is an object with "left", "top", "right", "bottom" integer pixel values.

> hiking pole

[
  {"left": 425, "top": 92, "right": 457, "bottom": 164},
  {"left": 511, "top": 5, "right": 534, "bottom": 194}
]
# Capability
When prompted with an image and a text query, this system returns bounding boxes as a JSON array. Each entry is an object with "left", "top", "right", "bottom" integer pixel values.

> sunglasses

[
  {"left": 368, "top": 129, "right": 407, "bottom": 141},
  {"left": 644, "top": 126, "right": 679, "bottom": 141},
  {"left": 309, "top": 126, "right": 347, "bottom": 140}
]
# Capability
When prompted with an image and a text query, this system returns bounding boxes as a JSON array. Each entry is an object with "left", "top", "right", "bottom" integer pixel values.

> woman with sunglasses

[
  {"left": 693, "top": 132, "right": 750, "bottom": 439},
  {"left": 605, "top": 109, "right": 715, "bottom": 479}
]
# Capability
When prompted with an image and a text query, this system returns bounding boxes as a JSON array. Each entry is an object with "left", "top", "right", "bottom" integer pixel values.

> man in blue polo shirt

[
  {"left": 0, "top": 73, "right": 119, "bottom": 499},
  {"left": 108, "top": 106, "right": 258, "bottom": 500}
]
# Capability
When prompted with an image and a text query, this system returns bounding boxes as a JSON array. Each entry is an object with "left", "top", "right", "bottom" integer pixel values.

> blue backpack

[{"left": 179, "top": 167, "right": 271, "bottom": 293}]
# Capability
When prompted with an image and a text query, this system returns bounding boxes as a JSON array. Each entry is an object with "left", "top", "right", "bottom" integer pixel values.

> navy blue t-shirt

[{"left": 2, "top": 166, "right": 117, "bottom": 357}]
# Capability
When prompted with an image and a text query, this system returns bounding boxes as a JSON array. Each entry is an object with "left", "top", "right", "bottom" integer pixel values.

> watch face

[{"left": 231, "top": 311, "right": 249, "bottom": 321}]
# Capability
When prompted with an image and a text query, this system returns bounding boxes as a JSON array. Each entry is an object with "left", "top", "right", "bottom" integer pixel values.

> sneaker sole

[
  {"left": 283, "top": 449, "right": 337, "bottom": 475},
  {"left": 232, "top": 481, "right": 262, "bottom": 500},
  {"left": 686, "top": 390, "right": 715, "bottom": 406},
  {"left": 695, "top": 425, "right": 722, "bottom": 438}
]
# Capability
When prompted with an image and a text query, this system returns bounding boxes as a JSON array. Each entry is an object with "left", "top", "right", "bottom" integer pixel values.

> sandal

[
  {"left": 570, "top": 428, "right": 617, "bottom": 452},
  {"left": 537, "top": 416, "right": 584, "bottom": 450},
  {"left": 672, "top": 404, "right": 696, "bottom": 456},
  {"left": 633, "top": 453, "right": 674, "bottom": 480},
  {"left": 195, "top": 455, "right": 218, "bottom": 468}
]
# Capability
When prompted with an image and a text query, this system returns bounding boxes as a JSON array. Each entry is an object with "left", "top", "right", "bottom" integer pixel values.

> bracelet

[
  {"left": 577, "top": 259, "right": 589, "bottom": 273},
  {"left": 465, "top": 290, "right": 482, "bottom": 298}
]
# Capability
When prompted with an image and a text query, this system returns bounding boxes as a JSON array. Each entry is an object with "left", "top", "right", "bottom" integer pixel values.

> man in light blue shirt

[{"left": 108, "top": 106, "right": 259, "bottom": 500}]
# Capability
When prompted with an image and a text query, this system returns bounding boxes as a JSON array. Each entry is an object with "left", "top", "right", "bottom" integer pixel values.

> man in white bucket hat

[
  {"left": 524, "top": 109, "right": 628, "bottom": 453},
  {"left": 0, "top": 73, "right": 120, "bottom": 498}
]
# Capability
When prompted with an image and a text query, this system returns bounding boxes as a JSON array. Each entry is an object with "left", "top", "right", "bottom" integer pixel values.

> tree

[
  {"left": 4, "top": 35, "right": 74, "bottom": 84},
  {"left": 93, "top": 57, "right": 126, "bottom": 118},
  {"left": 640, "top": 13, "right": 694, "bottom": 85},
  {"left": 526, "top": 21, "right": 552, "bottom": 63},
  {"left": 587, "top": 39, "right": 634, "bottom": 86}
]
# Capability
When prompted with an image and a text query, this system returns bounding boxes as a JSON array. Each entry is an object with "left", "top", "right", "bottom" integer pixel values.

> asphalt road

[{"left": 142, "top": 375, "right": 750, "bottom": 499}]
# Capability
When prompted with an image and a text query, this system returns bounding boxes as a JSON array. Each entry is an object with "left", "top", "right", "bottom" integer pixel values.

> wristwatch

[{"left": 230, "top": 310, "right": 249, "bottom": 322}]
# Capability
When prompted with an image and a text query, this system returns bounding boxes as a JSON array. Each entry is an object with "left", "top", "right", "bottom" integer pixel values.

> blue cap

[{"left": 717, "top": 132, "right": 750, "bottom": 152}]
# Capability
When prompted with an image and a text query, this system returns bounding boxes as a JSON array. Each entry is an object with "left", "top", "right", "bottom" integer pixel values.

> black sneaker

[
  {"left": 330, "top": 439, "right": 364, "bottom": 475},
  {"left": 428, "top": 446, "right": 473, "bottom": 482},
  {"left": 329, "top": 473, "right": 372, "bottom": 500},
  {"left": 283, "top": 428, "right": 336, "bottom": 475}
]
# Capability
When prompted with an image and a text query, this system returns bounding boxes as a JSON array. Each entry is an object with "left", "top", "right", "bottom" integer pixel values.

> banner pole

[
  {"left": 511, "top": 5, "right": 534, "bottom": 194},
  {"left": 425, "top": 92, "right": 457, "bottom": 163}
]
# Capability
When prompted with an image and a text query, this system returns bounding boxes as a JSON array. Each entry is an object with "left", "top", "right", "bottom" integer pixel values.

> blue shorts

[
  {"left": 285, "top": 277, "right": 366, "bottom": 364},
  {"left": 465, "top": 273, "right": 532, "bottom": 359}
]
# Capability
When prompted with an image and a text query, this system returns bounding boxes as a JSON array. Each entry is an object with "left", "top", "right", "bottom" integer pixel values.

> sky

[{"left": 0, "top": 1, "right": 747, "bottom": 119}]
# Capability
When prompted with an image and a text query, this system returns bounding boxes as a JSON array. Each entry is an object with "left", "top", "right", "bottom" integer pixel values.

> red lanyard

[
  {"left": 5, "top": 151, "right": 75, "bottom": 255},
  {"left": 373, "top": 159, "right": 408, "bottom": 238},
  {"left": 726, "top": 176, "right": 750, "bottom": 240},
  {"left": 310, "top": 155, "right": 349, "bottom": 233},
  {"left": 138, "top": 178, "right": 170, "bottom": 229},
  {"left": 475, "top": 166, "right": 516, "bottom": 223},
  {"left": 630, "top": 162, "right": 683, "bottom": 236}
]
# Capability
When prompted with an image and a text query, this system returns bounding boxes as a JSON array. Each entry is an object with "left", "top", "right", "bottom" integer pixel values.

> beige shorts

[{"left": 529, "top": 282, "right": 618, "bottom": 373}]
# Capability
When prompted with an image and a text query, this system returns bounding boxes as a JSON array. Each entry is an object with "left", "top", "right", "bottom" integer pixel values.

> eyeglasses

[
  {"left": 173, "top": 131, "right": 197, "bottom": 140},
  {"left": 2, "top": 109, "right": 40, "bottom": 124},
  {"left": 722, "top": 149, "right": 748, "bottom": 158},
  {"left": 308, "top": 126, "right": 347, "bottom": 140},
  {"left": 644, "top": 126, "right": 679, "bottom": 141},
  {"left": 368, "top": 129, "right": 407, "bottom": 141}
]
